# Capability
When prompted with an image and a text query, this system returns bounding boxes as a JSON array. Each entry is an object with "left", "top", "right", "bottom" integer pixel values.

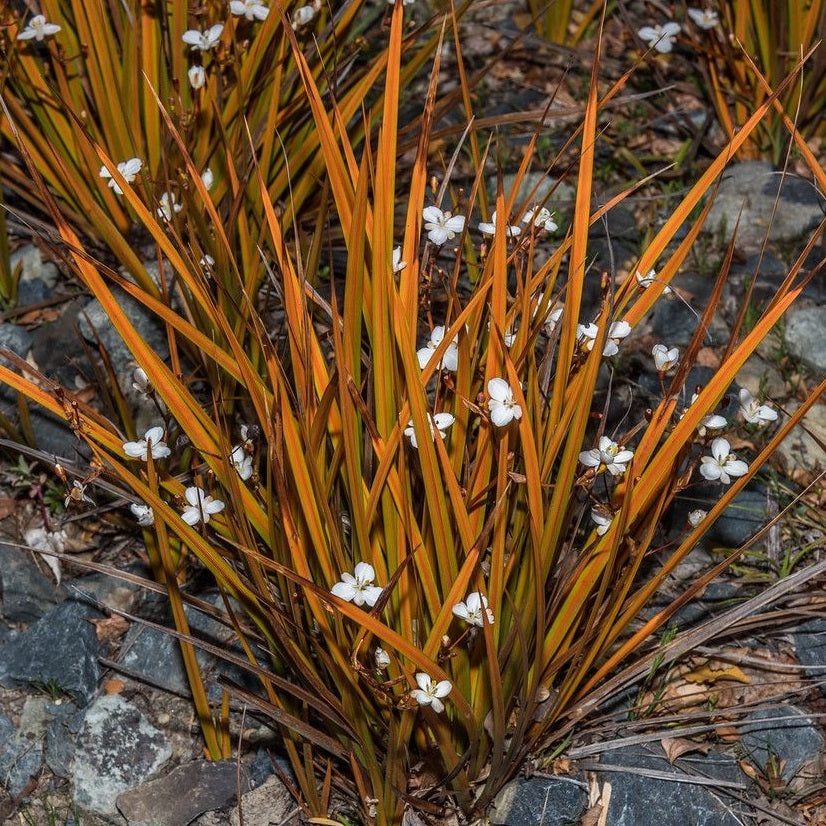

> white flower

[
  {"left": 637, "top": 21, "right": 681, "bottom": 53},
  {"left": 544, "top": 305, "right": 564, "bottom": 335},
  {"left": 687, "top": 8, "right": 718, "bottom": 29},
  {"left": 123, "top": 426, "right": 171, "bottom": 461},
  {"left": 699, "top": 437, "right": 749, "bottom": 485},
  {"left": 603, "top": 321, "right": 631, "bottom": 357},
  {"left": 738, "top": 388, "right": 778, "bottom": 426},
  {"left": 636, "top": 268, "right": 672, "bottom": 295},
  {"left": 579, "top": 436, "right": 634, "bottom": 477},
  {"left": 478, "top": 210, "right": 521, "bottom": 239},
  {"left": 374, "top": 647, "right": 391, "bottom": 670},
  {"left": 688, "top": 509, "right": 707, "bottom": 528},
  {"left": 330, "top": 562, "right": 383, "bottom": 608},
  {"left": 17, "top": 14, "right": 61, "bottom": 41},
  {"left": 452, "top": 592, "right": 494, "bottom": 627},
  {"left": 487, "top": 321, "right": 516, "bottom": 347},
  {"left": 404, "top": 412, "right": 455, "bottom": 449},
  {"left": 201, "top": 168, "right": 215, "bottom": 191},
  {"left": 410, "top": 673, "right": 452, "bottom": 714},
  {"left": 130, "top": 503, "right": 155, "bottom": 527},
  {"left": 523, "top": 206, "right": 558, "bottom": 233},
  {"left": 487, "top": 378, "right": 522, "bottom": 428},
  {"left": 181, "top": 485, "right": 225, "bottom": 525},
  {"left": 577, "top": 322, "right": 599, "bottom": 352},
  {"left": 387, "top": 0, "right": 415, "bottom": 5},
  {"left": 291, "top": 5, "right": 316, "bottom": 28},
  {"left": 99, "top": 158, "right": 143, "bottom": 195},
  {"left": 229, "top": 0, "right": 270, "bottom": 21},
  {"left": 590, "top": 508, "right": 613, "bottom": 536},
  {"left": 132, "top": 367, "right": 152, "bottom": 395},
  {"left": 652, "top": 343, "right": 679, "bottom": 372},
  {"left": 182, "top": 24, "right": 224, "bottom": 51},
  {"left": 157, "top": 192, "right": 182, "bottom": 221},
  {"left": 230, "top": 444, "right": 254, "bottom": 480},
  {"left": 686, "top": 392, "right": 727, "bottom": 436},
  {"left": 417, "top": 325, "right": 459, "bottom": 372},
  {"left": 188, "top": 65, "right": 206, "bottom": 90},
  {"left": 423, "top": 206, "right": 465, "bottom": 245},
  {"left": 392, "top": 247, "right": 406, "bottom": 273}
]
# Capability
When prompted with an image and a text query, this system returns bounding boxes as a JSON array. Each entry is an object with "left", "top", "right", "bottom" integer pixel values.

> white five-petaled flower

[
  {"left": 374, "top": 647, "right": 391, "bottom": 670},
  {"left": 637, "top": 21, "right": 681, "bottom": 53},
  {"left": 17, "top": 14, "right": 61, "bottom": 40},
  {"left": 201, "top": 168, "right": 215, "bottom": 191},
  {"left": 687, "top": 8, "right": 719, "bottom": 29},
  {"left": 99, "top": 158, "right": 143, "bottom": 195},
  {"left": 487, "top": 378, "right": 522, "bottom": 428},
  {"left": 392, "top": 247, "right": 407, "bottom": 273},
  {"left": 130, "top": 502, "right": 155, "bottom": 527},
  {"left": 188, "top": 65, "right": 206, "bottom": 90},
  {"left": 636, "top": 268, "right": 673, "bottom": 295},
  {"left": 181, "top": 485, "right": 225, "bottom": 525},
  {"left": 544, "top": 305, "right": 564, "bottom": 335},
  {"left": 417, "top": 325, "right": 459, "bottom": 372},
  {"left": 523, "top": 206, "right": 558, "bottom": 233},
  {"left": 738, "top": 388, "right": 778, "bottom": 426},
  {"left": 157, "top": 192, "right": 182, "bottom": 221},
  {"left": 652, "top": 343, "right": 679, "bottom": 372},
  {"left": 229, "top": 0, "right": 270, "bottom": 20},
  {"left": 291, "top": 5, "right": 316, "bottom": 28},
  {"left": 423, "top": 206, "right": 465, "bottom": 245},
  {"left": 182, "top": 24, "right": 224, "bottom": 51},
  {"left": 590, "top": 508, "right": 613, "bottom": 536},
  {"left": 410, "top": 673, "right": 452, "bottom": 714},
  {"left": 330, "top": 562, "right": 383, "bottom": 608},
  {"left": 699, "top": 437, "right": 749, "bottom": 485},
  {"left": 230, "top": 444, "right": 254, "bottom": 480},
  {"left": 688, "top": 509, "right": 707, "bottom": 528},
  {"left": 132, "top": 366, "right": 152, "bottom": 395},
  {"left": 123, "top": 426, "right": 172, "bottom": 461},
  {"left": 579, "top": 436, "right": 634, "bottom": 477},
  {"left": 452, "top": 592, "right": 494, "bottom": 627},
  {"left": 478, "top": 210, "right": 521, "bottom": 239},
  {"left": 404, "top": 412, "right": 455, "bottom": 449}
]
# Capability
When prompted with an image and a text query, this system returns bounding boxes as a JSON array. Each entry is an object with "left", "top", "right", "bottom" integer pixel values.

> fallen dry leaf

[
  {"left": 91, "top": 615, "right": 130, "bottom": 643},
  {"left": 682, "top": 662, "right": 750, "bottom": 685},
  {"left": 661, "top": 736, "right": 711, "bottom": 764},
  {"left": 0, "top": 497, "right": 17, "bottom": 519},
  {"left": 104, "top": 678, "right": 124, "bottom": 695}
]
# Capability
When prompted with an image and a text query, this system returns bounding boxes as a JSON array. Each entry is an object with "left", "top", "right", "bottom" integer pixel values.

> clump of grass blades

[
  {"left": 682, "top": 0, "right": 826, "bottom": 163},
  {"left": 1, "top": 3, "right": 826, "bottom": 824}
]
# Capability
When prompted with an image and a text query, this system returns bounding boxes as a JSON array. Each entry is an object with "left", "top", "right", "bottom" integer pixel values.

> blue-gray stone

[
  {"left": 0, "top": 601, "right": 103, "bottom": 704},
  {"left": 739, "top": 705, "right": 824, "bottom": 782},
  {"left": 784, "top": 306, "right": 826, "bottom": 377},
  {"left": 489, "top": 775, "right": 588, "bottom": 825},
  {"left": 793, "top": 618, "right": 826, "bottom": 698},
  {"left": 0, "top": 540, "right": 65, "bottom": 622},
  {"left": 0, "top": 709, "right": 43, "bottom": 798}
]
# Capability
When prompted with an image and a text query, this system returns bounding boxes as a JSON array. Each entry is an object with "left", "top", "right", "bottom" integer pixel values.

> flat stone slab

[{"left": 117, "top": 761, "right": 244, "bottom": 826}]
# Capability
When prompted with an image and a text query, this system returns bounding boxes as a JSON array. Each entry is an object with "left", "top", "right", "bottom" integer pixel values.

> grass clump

[{"left": 0, "top": 2, "right": 825, "bottom": 823}]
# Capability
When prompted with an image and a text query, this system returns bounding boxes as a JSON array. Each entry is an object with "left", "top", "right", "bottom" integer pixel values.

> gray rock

[
  {"left": 489, "top": 775, "right": 587, "bottom": 825},
  {"left": 76, "top": 287, "right": 169, "bottom": 370},
  {"left": 0, "top": 540, "right": 65, "bottom": 622},
  {"left": 0, "top": 322, "right": 33, "bottom": 368},
  {"left": 739, "top": 705, "right": 823, "bottom": 782},
  {"left": 498, "top": 172, "right": 575, "bottom": 218},
  {"left": 72, "top": 694, "right": 172, "bottom": 818},
  {"left": 15, "top": 277, "right": 50, "bottom": 305},
  {"left": 118, "top": 623, "right": 190, "bottom": 695},
  {"left": 792, "top": 618, "right": 826, "bottom": 698},
  {"left": 597, "top": 744, "right": 747, "bottom": 826},
  {"left": 45, "top": 702, "right": 84, "bottom": 779},
  {"left": 773, "top": 399, "right": 826, "bottom": 471},
  {"left": 117, "top": 761, "right": 245, "bottom": 826},
  {"left": 228, "top": 774, "right": 294, "bottom": 826},
  {"left": 784, "top": 305, "right": 826, "bottom": 376},
  {"left": 0, "top": 709, "right": 43, "bottom": 798},
  {"left": 649, "top": 273, "right": 728, "bottom": 347},
  {"left": 0, "top": 600, "right": 103, "bottom": 704},
  {"left": 706, "top": 487, "right": 772, "bottom": 549},
  {"left": 705, "top": 161, "right": 825, "bottom": 248},
  {"left": 9, "top": 245, "right": 60, "bottom": 289}
]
